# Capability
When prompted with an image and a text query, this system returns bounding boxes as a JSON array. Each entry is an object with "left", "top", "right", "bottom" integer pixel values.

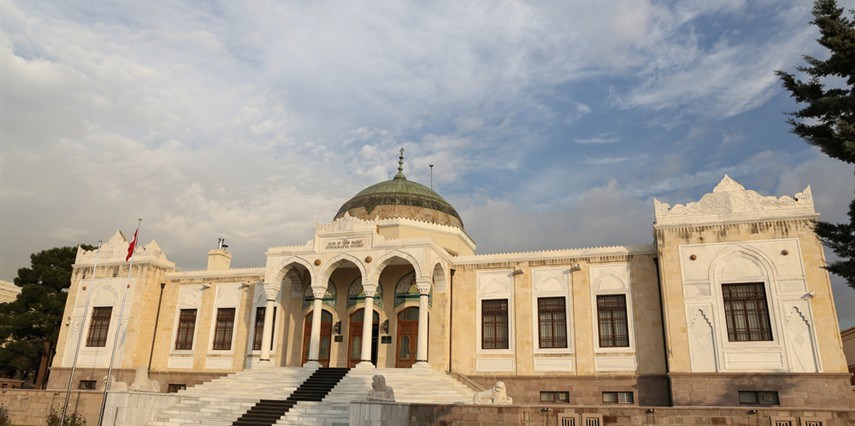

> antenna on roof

[{"left": 430, "top": 164, "right": 434, "bottom": 189}]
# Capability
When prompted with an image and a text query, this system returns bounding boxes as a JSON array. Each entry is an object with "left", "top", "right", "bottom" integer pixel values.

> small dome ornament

[{"left": 394, "top": 147, "right": 406, "bottom": 180}]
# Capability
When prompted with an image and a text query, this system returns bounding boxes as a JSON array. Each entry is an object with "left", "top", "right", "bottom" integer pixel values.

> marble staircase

[
  {"left": 275, "top": 367, "right": 476, "bottom": 425},
  {"left": 147, "top": 367, "right": 475, "bottom": 426},
  {"left": 147, "top": 367, "right": 314, "bottom": 426}
]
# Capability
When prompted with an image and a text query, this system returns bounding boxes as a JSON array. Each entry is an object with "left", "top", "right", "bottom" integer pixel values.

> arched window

[
  {"left": 394, "top": 271, "right": 430, "bottom": 307},
  {"left": 347, "top": 277, "right": 383, "bottom": 310},
  {"left": 302, "top": 280, "right": 337, "bottom": 310}
]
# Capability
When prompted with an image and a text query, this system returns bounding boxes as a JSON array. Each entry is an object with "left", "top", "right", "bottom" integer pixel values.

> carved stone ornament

[
  {"left": 654, "top": 175, "right": 815, "bottom": 226},
  {"left": 472, "top": 381, "right": 513, "bottom": 405},
  {"left": 316, "top": 212, "right": 376, "bottom": 234}
]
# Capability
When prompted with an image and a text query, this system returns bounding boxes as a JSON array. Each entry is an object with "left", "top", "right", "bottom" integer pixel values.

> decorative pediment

[
  {"left": 654, "top": 175, "right": 815, "bottom": 226},
  {"left": 316, "top": 213, "right": 376, "bottom": 234},
  {"left": 75, "top": 230, "right": 174, "bottom": 268}
]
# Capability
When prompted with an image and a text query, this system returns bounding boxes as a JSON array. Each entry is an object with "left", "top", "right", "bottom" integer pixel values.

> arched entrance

[
  {"left": 348, "top": 309, "right": 379, "bottom": 368},
  {"left": 302, "top": 310, "right": 333, "bottom": 367},
  {"left": 396, "top": 307, "right": 419, "bottom": 368}
]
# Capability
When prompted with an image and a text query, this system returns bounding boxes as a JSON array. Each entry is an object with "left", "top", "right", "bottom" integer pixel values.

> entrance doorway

[
  {"left": 396, "top": 307, "right": 419, "bottom": 368},
  {"left": 302, "top": 310, "right": 333, "bottom": 367},
  {"left": 347, "top": 309, "right": 379, "bottom": 368}
]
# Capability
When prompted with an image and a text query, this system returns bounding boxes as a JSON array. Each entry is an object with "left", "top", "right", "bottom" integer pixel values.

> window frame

[
  {"left": 174, "top": 308, "right": 197, "bottom": 351},
  {"left": 721, "top": 282, "right": 774, "bottom": 342},
  {"left": 85, "top": 306, "right": 112, "bottom": 348},
  {"left": 481, "top": 299, "right": 510, "bottom": 350},
  {"left": 596, "top": 294, "right": 630, "bottom": 348},
  {"left": 537, "top": 296, "right": 568, "bottom": 349},
  {"left": 589, "top": 264, "right": 636, "bottom": 354},
  {"left": 475, "top": 270, "right": 515, "bottom": 356},
  {"left": 531, "top": 267, "right": 573, "bottom": 356},
  {"left": 211, "top": 307, "right": 236, "bottom": 351}
]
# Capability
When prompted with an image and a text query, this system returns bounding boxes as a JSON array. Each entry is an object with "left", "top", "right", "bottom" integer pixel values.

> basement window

[
  {"left": 738, "top": 390, "right": 779, "bottom": 406},
  {"left": 167, "top": 383, "right": 186, "bottom": 393},
  {"left": 540, "top": 391, "right": 570, "bottom": 403},
  {"left": 78, "top": 380, "right": 96, "bottom": 390},
  {"left": 602, "top": 391, "right": 633, "bottom": 404}
]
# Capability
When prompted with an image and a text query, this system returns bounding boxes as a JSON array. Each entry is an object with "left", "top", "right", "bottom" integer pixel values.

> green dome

[{"left": 334, "top": 155, "right": 463, "bottom": 228}]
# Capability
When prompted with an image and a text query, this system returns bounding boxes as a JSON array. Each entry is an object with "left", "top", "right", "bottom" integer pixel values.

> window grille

[
  {"left": 86, "top": 307, "right": 112, "bottom": 347},
  {"left": 174, "top": 309, "right": 197, "bottom": 350},
  {"left": 602, "top": 391, "right": 633, "bottom": 404},
  {"left": 212, "top": 308, "right": 236, "bottom": 350},
  {"left": 346, "top": 277, "right": 383, "bottom": 310},
  {"left": 538, "top": 297, "right": 567, "bottom": 348},
  {"left": 801, "top": 419, "right": 824, "bottom": 426},
  {"left": 481, "top": 299, "right": 509, "bottom": 349},
  {"left": 738, "top": 390, "right": 779, "bottom": 406},
  {"left": 582, "top": 414, "right": 603, "bottom": 426},
  {"left": 596, "top": 295, "right": 629, "bottom": 347},
  {"left": 78, "top": 380, "right": 96, "bottom": 390},
  {"left": 558, "top": 413, "right": 579, "bottom": 426},
  {"left": 540, "top": 390, "right": 570, "bottom": 403},
  {"left": 302, "top": 280, "right": 337, "bottom": 309},
  {"left": 723, "top": 283, "right": 773, "bottom": 341}
]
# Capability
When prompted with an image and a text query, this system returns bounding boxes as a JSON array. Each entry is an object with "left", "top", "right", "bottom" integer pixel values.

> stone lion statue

[
  {"left": 472, "top": 381, "right": 513, "bottom": 405},
  {"left": 367, "top": 374, "right": 395, "bottom": 401},
  {"left": 104, "top": 374, "right": 128, "bottom": 392}
]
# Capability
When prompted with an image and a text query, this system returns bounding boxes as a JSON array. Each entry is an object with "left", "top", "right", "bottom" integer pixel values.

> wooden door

[
  {"left": 347, "top": 309, "right": 379, "bottom": 368},
  {"left": 302, "top": 310, "right": 332, "bottom": 367},
  {"left": 396, "top": 307, "right": 419, "bottom": 368}
]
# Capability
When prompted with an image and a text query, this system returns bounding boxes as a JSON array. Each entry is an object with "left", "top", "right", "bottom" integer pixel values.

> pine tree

[
  {"left": 0, "top": 245, "right": 93, "bottom": 388},
  {"left": 777, "top": 0, "right": 855, "bottom": 288}
]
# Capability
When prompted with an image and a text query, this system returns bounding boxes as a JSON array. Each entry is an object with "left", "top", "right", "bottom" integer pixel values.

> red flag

[{"left": 126, "top": 228, "right": 138, "bottom": 262}]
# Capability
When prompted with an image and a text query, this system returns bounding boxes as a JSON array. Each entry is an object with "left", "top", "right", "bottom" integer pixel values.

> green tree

[
  {"left": 777, "top": 0, "right": 855, "bottom": 288},
  {"left": 0, "top": 245, "right": 93, "bottom": 388}
]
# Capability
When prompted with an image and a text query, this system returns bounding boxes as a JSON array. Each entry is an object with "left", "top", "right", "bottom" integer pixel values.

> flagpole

[
  {"left": 60, "top": 241, "right": 102, "bottom": 425},
  {"left": 97, "top": 219, "right": 141, "bottom": 426}
]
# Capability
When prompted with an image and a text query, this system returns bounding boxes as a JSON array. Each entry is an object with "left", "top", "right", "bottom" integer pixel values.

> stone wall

[
  {"left": 47, "top": 367, "right": 225, "bottom": 393},
  {"left": 0, "top": 389, "right": 181, "bottom": 426},
  {"left": 350, "top": 401, "right": 855, "bottom": 426},
  {"left": 669, "top": 372, "right": 855, "bottom": 408},
  {"left": 0, "top": 389, "right": 102, "bottom": 426},
  {"left": 466, "top": 374, "right": 670, "bottom": 406}
]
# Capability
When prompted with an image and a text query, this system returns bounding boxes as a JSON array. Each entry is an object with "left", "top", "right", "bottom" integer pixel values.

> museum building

[{"left": 47, "top": 156, "right": 853, "bottom": 408}]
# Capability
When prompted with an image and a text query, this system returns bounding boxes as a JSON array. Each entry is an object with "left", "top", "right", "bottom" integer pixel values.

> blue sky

[{"left": 2, "top": 0, "right": 854, "bottom": 328}]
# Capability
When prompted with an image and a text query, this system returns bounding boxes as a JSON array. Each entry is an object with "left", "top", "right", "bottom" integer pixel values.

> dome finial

[{"left": 394, "top": 147, "right": 406, "bottom": 180}]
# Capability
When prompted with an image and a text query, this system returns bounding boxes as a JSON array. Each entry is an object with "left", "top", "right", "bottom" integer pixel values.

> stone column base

[{"left": 355, "top": 361, "right": 376, "bottom": 369}]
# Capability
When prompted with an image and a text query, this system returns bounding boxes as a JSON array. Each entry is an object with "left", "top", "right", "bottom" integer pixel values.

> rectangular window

[
  {"left": 252, "top": 307, "right": 265, "bottom": 351},
  {"left": 481, "top": 299, "right": 509, "bottom": 349},
  {"left": 602, "top": 391, "right": 634, "bottom": 404},
  {"left": 167, "top": 383, "right": 186, "bottom": 393},
  {"left": 174, "top": 309, "right": 197, "bottom": 350},
  {"left": 738, "top": 390, "right": 779, "bottom": 405},
  {"left": 538, "top": 297, "right": 567, "bottom": 348},
  {"left": 78, "top": 380, "right": 96, "bottom": 390},
  {"left": 596, "top": 295, "right": 629, "bottom": 347},
  {"left": 723, "top": 283, "right": 773, "bottom": 342},
  {"left": 86, "top": 307, "right": 112, "bottom": 347},
  {"left": 540, "top": 390, "right": 570, "bottom": 403},
  {"left": 212, "top": 308, "right": 236, "bottom": 350}
]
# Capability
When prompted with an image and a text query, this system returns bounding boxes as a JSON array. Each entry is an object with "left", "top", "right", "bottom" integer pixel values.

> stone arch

[
  {"left": 320, "top": 253, "right": 367, "bottom": 288},
  {"left": 92, "top": 283, "right": 118, "bottom": 306},
  {"left": 272, "top": 256, "right": 316, "bottom": 285},
  {"left": 431, "top": 262, "right": 448, "bottom": 292},
  {"left": 708, "top": 245, "right": 776, "bottom": 283},
  {"left": 369, "top": 250, "right": 424, "bottom": 284}
]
